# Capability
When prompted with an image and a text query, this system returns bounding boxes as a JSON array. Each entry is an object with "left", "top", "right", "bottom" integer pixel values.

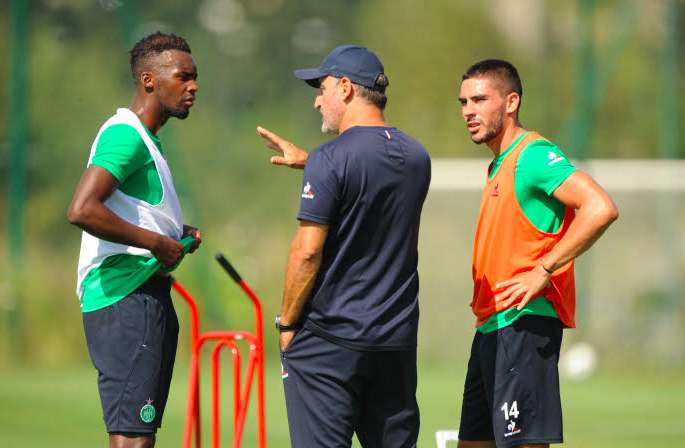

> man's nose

[{"left": 462, "top": 104, "right": 474, "bottom": 119}]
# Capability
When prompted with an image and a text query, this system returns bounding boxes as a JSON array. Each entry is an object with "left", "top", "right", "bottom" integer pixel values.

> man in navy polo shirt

[{"left": 258, "top": 45, "right": 431, "bottom": 448}]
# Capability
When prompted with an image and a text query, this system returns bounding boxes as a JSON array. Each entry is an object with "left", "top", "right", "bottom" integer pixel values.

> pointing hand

[{"left": 257, "top": 126, "right": 308, "bottom": 169}]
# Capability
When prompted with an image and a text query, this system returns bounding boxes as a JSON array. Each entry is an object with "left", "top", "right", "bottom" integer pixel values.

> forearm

[
  {"left": 68, "top": 199, "right": 161, "bottom": 251},
  {"left": 542, "top": 200, "right": 618, "bottom": 272},
  {"left": 280, "top": 243, "right": 322, "bottom": 324}
]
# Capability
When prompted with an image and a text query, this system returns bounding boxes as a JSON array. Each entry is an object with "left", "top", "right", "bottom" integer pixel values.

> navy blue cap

[{"left": 294, "top": 45, "right": 385, "bottom": 89}]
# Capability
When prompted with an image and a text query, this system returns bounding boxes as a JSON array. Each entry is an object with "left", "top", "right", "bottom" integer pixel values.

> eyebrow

[{"left": 460, "top": 94, "right": 488, "bottom": 101}]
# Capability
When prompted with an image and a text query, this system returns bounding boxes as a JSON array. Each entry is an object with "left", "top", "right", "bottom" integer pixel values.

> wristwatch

[{"left": 275, "top": 314, "right": 301, "bottom": 333}]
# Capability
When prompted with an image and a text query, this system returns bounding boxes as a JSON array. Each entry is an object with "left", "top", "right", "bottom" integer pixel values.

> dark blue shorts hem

[
  {"left": 499, "top": 437, "right": 563, "bottom": 448},
  {"left": 107, "top": 426, "right": 158, "bottom": 435}
]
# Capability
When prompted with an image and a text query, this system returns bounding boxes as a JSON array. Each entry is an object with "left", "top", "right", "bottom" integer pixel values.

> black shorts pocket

[{"left": 280, "top": 328, "right": 308, "bottom": 356}]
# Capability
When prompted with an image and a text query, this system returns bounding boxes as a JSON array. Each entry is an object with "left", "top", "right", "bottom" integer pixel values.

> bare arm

[
  {"left": 66, "top": 165, "right": 184, "bottom": 267},
  {"left": 496, "top": 171, "right": 619, "bottom": 309},
  {"left": 279, "top": 221, "right": 328, "bottom": 350},
  {"left": 256, "top": 126, "right": 309, "bottom": 169},
  {"left": 542, "top": 171, "right": 619, "bottom": 270}
]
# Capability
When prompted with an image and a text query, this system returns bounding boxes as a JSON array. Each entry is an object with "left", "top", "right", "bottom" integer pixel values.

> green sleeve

[
  {"left": 517, "top": 139, "right": 577, "bottom": 196},
  {"left": 90, "top": 124, "right": 151, "bottom": 183}
]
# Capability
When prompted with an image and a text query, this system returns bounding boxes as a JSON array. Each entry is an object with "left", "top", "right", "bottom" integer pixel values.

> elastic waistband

[
  {"left": 133, "top": 274, "right": 173, "bottom": 299},
  {"left": 304, "top": 320, "right": 416, "bottom": 352}
]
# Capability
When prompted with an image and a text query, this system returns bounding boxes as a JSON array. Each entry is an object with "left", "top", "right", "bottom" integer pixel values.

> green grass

[{"left": 0, "top": 363, "right": 681, "bottom": 447}]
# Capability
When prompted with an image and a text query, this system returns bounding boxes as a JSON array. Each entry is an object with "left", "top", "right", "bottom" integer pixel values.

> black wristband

[
  {"left": 541, "top": 263, "right": 554, "bottom": 275},
  {"left": 275, "top": 314, "right": 301, "bottom": 333}
]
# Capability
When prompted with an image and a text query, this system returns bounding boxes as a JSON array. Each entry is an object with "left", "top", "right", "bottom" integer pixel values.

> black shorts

[
  {"left": 83, "top": 275, "right": 179, "bottom": 434},
  {"left": 459, "top": 315, "right": 563, "bottom": 447},
  {"left": 280, "top": 328, "right": 420, "bottom": 448}
]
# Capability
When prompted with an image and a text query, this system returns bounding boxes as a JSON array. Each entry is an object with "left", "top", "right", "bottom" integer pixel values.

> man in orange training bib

[{"left": 456, "top": 59, "right": 618, "bottom": 448}]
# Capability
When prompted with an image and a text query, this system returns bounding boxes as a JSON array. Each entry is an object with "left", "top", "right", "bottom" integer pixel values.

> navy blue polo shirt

[{"left": 297, "top": 126, "right": 431, "bottom": 350}]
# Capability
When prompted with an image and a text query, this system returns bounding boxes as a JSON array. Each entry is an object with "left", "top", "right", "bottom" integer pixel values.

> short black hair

[
  {"left": 462, "top": 59, "right": 522, "bottom": 98},
  {"left": 129, "top": 32, "right": 192, "bottom": 80}
]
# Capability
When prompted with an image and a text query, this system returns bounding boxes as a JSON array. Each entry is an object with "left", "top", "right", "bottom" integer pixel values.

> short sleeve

[
  {"left": 517, "top": 140, "right": 577, "bottom": 196},
  {"left": 90, "top": 124, "right": 150, "bottom": 183},
  {"left": 297, "top": 149, "right": 340, "bottom": 225}
]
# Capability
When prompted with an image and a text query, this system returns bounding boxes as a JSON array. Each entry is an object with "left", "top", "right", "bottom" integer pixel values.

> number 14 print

[{"left": 501, "top": 401, "right": 519, "bottom": 420}]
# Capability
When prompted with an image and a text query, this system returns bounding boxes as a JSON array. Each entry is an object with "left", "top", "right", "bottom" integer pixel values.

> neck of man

[
  {"left": 486, "top": 118, "right": 526, "bottom": 158},
  {"left": 338, "top": 103, "right": 388, "bottom": 134},
  {"left": 129, "top": 90, "right": 168, "bottom": 135}
]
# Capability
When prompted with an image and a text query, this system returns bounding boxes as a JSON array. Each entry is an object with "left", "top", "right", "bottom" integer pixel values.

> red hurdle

[{"left": 171, "top": 253, "right": 266, "bottom": 448}]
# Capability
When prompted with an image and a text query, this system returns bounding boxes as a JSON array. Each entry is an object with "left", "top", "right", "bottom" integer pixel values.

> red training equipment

[{"left": 171, "top": 254, "right": 266, "bottom": 448}]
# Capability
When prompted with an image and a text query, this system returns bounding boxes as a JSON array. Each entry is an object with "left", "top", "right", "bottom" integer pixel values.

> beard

[
  {"left": 321, "top": 120, "right": 338, "bottom": 135},
  {"left": 163, "top": 103, "right": 190, "bottom": 120},
  {"left": 471, "top": 113, "right": 503, "bottom": 144},
  {"left": 319, "top": 105, "right": 342, "bottom": 135},
  {"left": 320, "top": 114, "right": 341, "bottom": 134}
]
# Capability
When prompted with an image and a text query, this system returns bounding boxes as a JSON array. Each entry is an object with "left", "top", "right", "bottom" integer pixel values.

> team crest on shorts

[
  {"left": 281, "top": 362, "right": 289, "bottom": 379},
  {"left": 140, "top": 398, "right": 156, "bottom": 423}
]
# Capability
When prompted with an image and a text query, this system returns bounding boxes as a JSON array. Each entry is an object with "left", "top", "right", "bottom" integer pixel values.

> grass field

[{"left": 0, "top": 361, "right": 682, "bottom": 447}]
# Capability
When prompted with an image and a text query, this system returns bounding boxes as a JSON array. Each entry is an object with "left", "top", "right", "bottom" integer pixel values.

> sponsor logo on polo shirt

[{"left": 301, "top": 182, "right": 315, "bottom": 199}]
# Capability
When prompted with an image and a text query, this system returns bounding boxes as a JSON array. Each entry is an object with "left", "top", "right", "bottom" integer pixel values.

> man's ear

[
  {"left": 140, "top": 71, "right": 154, "bottom": 93},
  {"left": 339, "top": 77, "right": 355, "bottom": 102},
  {"left": 506, "top": 92, "right": 520, "bottom": 115}
]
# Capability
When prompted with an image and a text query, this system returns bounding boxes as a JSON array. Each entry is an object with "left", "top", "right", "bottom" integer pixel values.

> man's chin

[
  {"left": 470, "top": 133, "right": 486, "bottom": 145},
  {"left": 321, "top": 123, "right": 338, "bottom": 135},
  {"left": 470, "top": 129, "right": 498, "bottom": 145},
  {"left": 167, "top": 106, "right": 190, "bottom": 120},
  {"left": 173, "top": 110, "right": 190, "bottom": 120}
]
